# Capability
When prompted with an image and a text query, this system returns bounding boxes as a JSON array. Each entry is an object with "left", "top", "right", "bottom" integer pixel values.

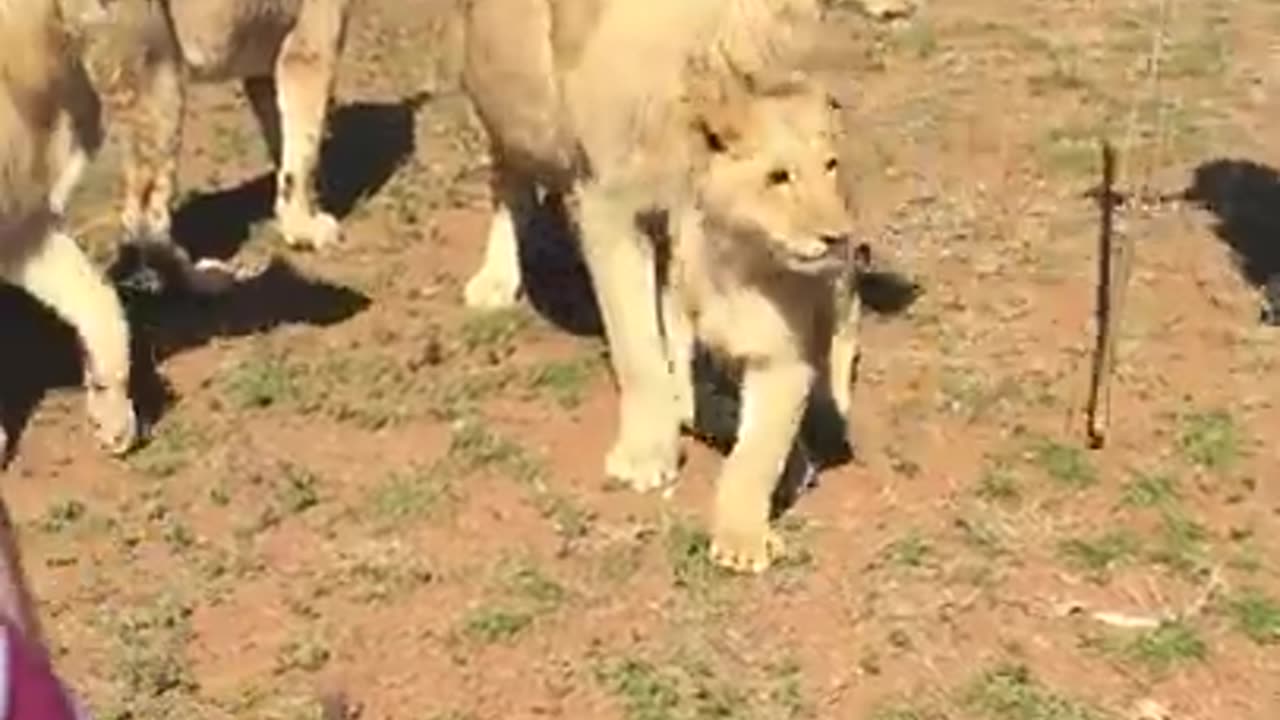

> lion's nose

[{"left": 819, "top": 233, "right": 850, "bottom": 249}]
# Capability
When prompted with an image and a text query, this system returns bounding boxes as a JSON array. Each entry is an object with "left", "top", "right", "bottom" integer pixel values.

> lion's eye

[
  {"left": 766, "top": 168, "right": 793, "bottom": 186},
  {"left": 824, "top": 157, "right": 839, "bottom": 173}
]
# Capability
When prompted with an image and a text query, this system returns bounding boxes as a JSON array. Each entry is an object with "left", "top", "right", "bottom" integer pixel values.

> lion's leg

[
  {"left": 243, "top": 76, "right": 283, "bottom": 165},
  {"left": 660, "top": 283, "right": 695, "bottom": 429},
  {"left": 663, "top": 208, "right": 697, "bottom": 428},
  {"left": 119, "top": 54, "right": 183, "bottom": 250},
  {"left": 48, "top": 56, "right": 103, "bottom": 217},
  {"left": 464, "top": 155, "right": 536, "bottom": 309},
  {"left": 271, "top": 0, "right": 346, "bottom": 250},
  {"left": 47, "top": 114, "right": 90, "bottom": 218},
  {"left": 577, "top": 183, "right": 680, "bottom": 491},
  {"left": 710, "top": 359, "right": 812, "bottom": 573},
  {"left": 828, "top": 275, "right": 861, "bottom": 421},
  {"left": 3, "top": 229, "right": 137, "bottom": 456}
]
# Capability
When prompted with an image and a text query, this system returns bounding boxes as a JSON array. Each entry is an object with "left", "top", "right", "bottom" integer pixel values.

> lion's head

[{"left": 689, "top": 70, "right": 853, "bottom": 276}]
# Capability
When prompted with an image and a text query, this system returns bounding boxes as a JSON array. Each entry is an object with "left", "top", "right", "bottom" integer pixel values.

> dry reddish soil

[{"left": 2, "top": 1, "right": 1279, "bottom": 719}]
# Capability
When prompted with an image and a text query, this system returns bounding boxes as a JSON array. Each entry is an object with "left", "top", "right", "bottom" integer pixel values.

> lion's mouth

[{"left": 782, "top": 239, "right": 848, "bottom": 275}]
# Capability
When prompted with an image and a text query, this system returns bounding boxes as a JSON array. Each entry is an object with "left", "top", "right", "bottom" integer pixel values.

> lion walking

[
  {"left": 78, "top": 0, "right": 352, "bottom": 293},
  {"left": 0, "top": 0, "right": 137, "bottom": 460},
  {"left": 462, "top": 0, "right": 861, "bottom": 572}
]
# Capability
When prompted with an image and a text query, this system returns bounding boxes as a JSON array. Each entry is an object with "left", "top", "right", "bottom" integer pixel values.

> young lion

[
  {"left": 463, "top": 0, "right": 858, "bottom": 572},
  {"left": 74, "top": 0, "right": 352, "bottom": 291},
  {"left": 0, "top": 0, "right": 137, "bottom": 461}
]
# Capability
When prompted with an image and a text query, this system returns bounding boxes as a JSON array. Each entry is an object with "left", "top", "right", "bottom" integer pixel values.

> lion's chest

[{"left": 677, "top": 271, "right": 795, "bottom": 364}]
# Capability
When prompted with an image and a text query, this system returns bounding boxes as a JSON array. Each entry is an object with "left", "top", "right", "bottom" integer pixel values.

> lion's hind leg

[
  {"left": 244, "top": 75, "right": 283, "bottom": 164},
  {"left": 3, "top": 226, "right": 137, "bottom": 456},
  {"left": 271, "top": 0, "right": 347, "bottom": 250},
  {"left": 464, "top": 157, "right": 538, "bottom": 310}
]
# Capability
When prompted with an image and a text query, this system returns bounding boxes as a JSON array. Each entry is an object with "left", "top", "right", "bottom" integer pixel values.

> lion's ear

[{"left": 685, "top": 61, "right": 751, "bottom": 154}]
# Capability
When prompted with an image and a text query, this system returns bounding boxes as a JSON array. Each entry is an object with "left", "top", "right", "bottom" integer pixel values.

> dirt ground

[{"left": 1, "top": 1, "right": 1278, "bottom": 718}]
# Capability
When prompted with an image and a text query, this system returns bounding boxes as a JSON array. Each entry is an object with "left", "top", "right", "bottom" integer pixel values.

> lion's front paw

[
  {"left": 184, "top": 258, "right": 242, "bottom": 295},
  {"left": 85, "top": 384, "right": 138, "bottom": 457},
  {"left": 463, "top": 266, "right": 521, "bottom": 310},
  {"left": 711, "top": 517, "right": 783, "bottom": 574},
  {"left": 280, "top": 211, "right": 342, "bottom": 251},
  {"left": 605, "top": 437, "right": 679, "bottom": 493}
]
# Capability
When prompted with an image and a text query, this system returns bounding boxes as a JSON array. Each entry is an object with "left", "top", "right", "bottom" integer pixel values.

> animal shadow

[
  {"left": 512, "top": 192, "right": 603, "bottom": 336},
  {"left": 1183, "top": 158, "right": 1280, "bottom": 323},
  {"left": 169, "top": 94, "right": 430, "bottom": 262},
  {"left": 0, "top": 257, "right": 370, "bottom": 463},
  {"left": 859, "top": 266, "right": 922, "bottom": 316}
]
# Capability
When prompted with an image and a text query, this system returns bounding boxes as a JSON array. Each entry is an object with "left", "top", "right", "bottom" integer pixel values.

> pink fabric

[{"left": 1, "top": 620, "right": 79, "bottom": 720}]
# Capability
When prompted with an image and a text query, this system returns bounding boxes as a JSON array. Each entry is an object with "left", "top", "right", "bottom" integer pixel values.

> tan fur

[
  {"left": 76, "top": 0, "right": 352, "bottom": 270},
  {"left": 0, "top": 0, "right": 137, "bottom": 460},
  {"left": 463, "top": 0, "right": 858, "bottom": 572}
]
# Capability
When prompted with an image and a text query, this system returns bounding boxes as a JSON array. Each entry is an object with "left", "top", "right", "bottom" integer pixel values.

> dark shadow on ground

[
  {"left": 167, "top": 94, "right": 430, "bottom": 263},
  {"left": 1183, "top": 158, "right": 1280, "bottom": 324},
  {"left": 513, "top": 192, "right": 603, "bottom": 337},
  {"left": 0, "top": 257, "right": 370, "bottom": 464}
]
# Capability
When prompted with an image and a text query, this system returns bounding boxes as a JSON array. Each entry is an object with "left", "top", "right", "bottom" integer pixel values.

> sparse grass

[
  {"left": 1029, "top": 438, "right": 1096, "bottom": 489},
  {"left": 40, "top": 498, "right": 87, "bottom": 534},
  {"left": 364, "top": 462, "right": 456, "bottom": 529},
  {"left": 108, "top": 593, "right": 198, "bottom": 700},
  {"left": 1125, "top": 620, "right": 1207, "bottom": 673},
  {"left": 939, "top": 371, "right": 1022, "bottom": 422},
  {"left": 274, "top": 633, "right": 332, "bottom": 674},
  {"left": 1148, "top": 509, "right": 1210, "bottom": 579},
  {"left": 525, "top": 356, "right": 597, "bottom": 409},
  {"left": 533, "top": 492, "right": 595, "bottom": 540},
  {"left": 458, "top": 560, "right": 566, "bottom": 644},
  {"left": 1178, "top": 410, "right": 1239, "bottom": 471},
  {"left": 224, "top": 349, "right": 302, "bottom": 410},
  {"left": 501, "top": 561, "right": 568, "bottom": 612},
  {"left": 593, "top": 652, "right": 765, "bottom": 720},
  {"left": 765, "top": 658, "right": 814, "bottom": 719},
  {"left": 447, "top": 418, "right": 546, "bottom": 485},
  {"left": 274, "top": 462, "right": 322, "bottom": 515},
  {"left": 1225, "top": 588, "right": 1280, "bottom": 645},
  {"left": 869, "top": 705, "right": 935, "bottom": 720},
  {"left": 1057, "top": 530, "right": 1141, "bottom": 582},
  {"left": 327, "top": 541, "right": 435, "bottom": 604},
  {"left": 976, "top": 463, "right": 1022, "bottom": 503},
  {"left": 886, "top": 530, "right": 932, "bottom": 569},
  {"left": 1035, "top": 127, "right": 1100, "bottom": 178},
  {"left": 128, "top": 418, "right": 207, "bottom": 478},
  {"left": 1120, "top": 471, "right": 1180, "bottom": 508},
  {"left": 460, "top": 307, "right": 531, "bottom": 352},
  {"left": 962, "top": 663, "right": 1110, "bottom": 720},
  {"left": 666, "top": 519, "right": 720, "bottom": 590},
  {"left": 460, "top": 606, "right": 534, "bottom": 643},
  {"left": 596, "top": 657, "right": 682, "bottom": 720}
]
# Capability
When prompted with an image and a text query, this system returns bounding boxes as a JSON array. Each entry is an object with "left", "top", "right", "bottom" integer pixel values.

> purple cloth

[{"left": 0, "top": 620, "right": 82, "bottom": 720}]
